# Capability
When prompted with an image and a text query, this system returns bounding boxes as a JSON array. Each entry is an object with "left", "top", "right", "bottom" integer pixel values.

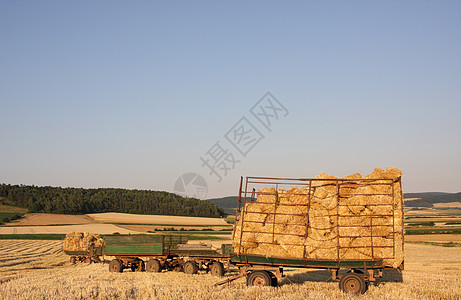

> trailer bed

[
  {"left": 230, "top": 253, "right": 384, "bottom": 269},
  {"left": 104, "top": 235, "right": 188, "bottom": 256}
]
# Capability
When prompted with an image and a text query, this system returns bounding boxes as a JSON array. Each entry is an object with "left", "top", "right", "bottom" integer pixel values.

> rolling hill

[
  {"left": 0, "top": 184, "right": 223, "bottom": 218},
  {"left": 207, "top": 192, "right": 461, "bottom": 212}
]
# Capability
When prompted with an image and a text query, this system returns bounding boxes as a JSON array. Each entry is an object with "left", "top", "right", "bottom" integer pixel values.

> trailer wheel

[
  {"left": 109, "top": 259, "right": 123, "bottom": 273},
  {"left": 146, "top": 259, "right": 162, "bottom": 272},
  {"left": 339, "top": 273, "right": 367, "bottom": 294},
  {"left": 210, "top": 262, "right": 225, "bottom": 277},
  {"left": 183, "top": 261, "right": 198, "bottom": 275},
  {"left": 247, "top": 271, "right": 272, "bottom": 287}
]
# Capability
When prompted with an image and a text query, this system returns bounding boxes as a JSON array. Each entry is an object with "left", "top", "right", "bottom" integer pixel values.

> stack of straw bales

[
  {"left": 63, "top": 232, "right": 104, "bottom": 252},
  {"left": 233, "top": 167, "right": 403, "bottom": 268}
]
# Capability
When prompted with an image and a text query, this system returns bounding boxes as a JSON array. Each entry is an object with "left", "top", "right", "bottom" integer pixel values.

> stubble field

[{"left": 0, "top": 240, "right": 460, "bottom": 300}]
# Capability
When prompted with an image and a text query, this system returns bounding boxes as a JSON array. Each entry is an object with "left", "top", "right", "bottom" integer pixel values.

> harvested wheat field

[
  {"left": 405, "top": 234, "right": 461, "bottom": 243},
  {"left": 5, "top": 213, "right": 95, "bottom": 226},
  {"left": 0, "top": 240, "right": 66, "bottom": 284},
  {"left": 434, "top": 202, "right": 461, "bottom": 208},
  {"left": 88, "top": 212, "right": 228, "bottom": 225},
  {"left": 0, "top": 224, "right": 139, "bottom": 235},
  {"left": 116, "top": 224, "right": 231, "bottom": 232},
  {"left": 0, "top": 241, "right": 460, "bottom": 299}
]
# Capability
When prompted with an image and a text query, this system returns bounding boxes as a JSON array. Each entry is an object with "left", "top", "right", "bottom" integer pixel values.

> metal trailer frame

[
  {"left": 65, "top": 246, "right": 104, "bottom": 264},
  {"left": 104, "top": 234, "right": 189, "bottom": 272},
  {"left": 216, "top": 176, "right": 404, "bottom": 294},
  {"left": 103, "top": 234, "right": 231, "bottom": 276}
]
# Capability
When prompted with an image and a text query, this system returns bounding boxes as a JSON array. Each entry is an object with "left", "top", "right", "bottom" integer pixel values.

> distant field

[
  {"left": 404, "top": 206, "right": 461, "bottom": 243},
  {"left": 0, "top": 212, "right": 230, "bottom": 235},
  {"left": 434, "top": 202, "right": 461, "bottom": 208},
  {"left": 0, "top": 224, "right": 138, "bottom": 235},
  {"left": 88, "top": 212, "right": 228, "bottom": 225},
  {"left": 5, "top": 213, "right": 94, "bottom": 226},
  {"left": 406, "top": 208, "right": 461, "bottom": 217},
  {"left": 116, "top": 224, "right": 232, "bottom": 232},
  {"left": 405, "top": 234, "right": 461, "bottom": 243}
]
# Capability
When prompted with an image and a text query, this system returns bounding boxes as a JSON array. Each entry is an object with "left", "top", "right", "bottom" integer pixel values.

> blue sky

[{"left": 1, "top": 1, "right": 460, "bottom": 198}]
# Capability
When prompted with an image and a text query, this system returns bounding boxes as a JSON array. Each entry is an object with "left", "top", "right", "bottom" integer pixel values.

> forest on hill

[
  {"left": 404, "top": 192, "right": 461, "bottom": 207},
  {"left": 0, "top": 184, "right": 223, "bottom": 217},
  {"left": 208, "top": 192, "right": 461, "bottom": 210}
]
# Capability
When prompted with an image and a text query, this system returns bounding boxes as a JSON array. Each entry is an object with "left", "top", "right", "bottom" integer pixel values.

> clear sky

[{"left": 1, "top": 1, "right": 460, "bottom": 199}]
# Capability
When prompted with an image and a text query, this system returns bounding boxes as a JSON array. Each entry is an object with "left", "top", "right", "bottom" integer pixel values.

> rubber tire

[
  {"left": 210, "top": 262, "right": 225, "bottom": 277},
  {"left": 349, "top": 270, "right": 369, "bottom": 292},
  {"left": 339, "top": 273, "right": 367, "bottom": 294},
  {"left": 247, "top": 271, "right": 272, "bottom": 287},
  {"left": 183, "top": 261, "right": 198, "bottom": 275},
  {"left": 109, "top": 259, "right": 123, "bottom": 273},
  {"left": 146, "top": 259, "right": 162, "bottom": 272},
  {"left": 70, "top": 256, "right": 76, "bottom": 264}
]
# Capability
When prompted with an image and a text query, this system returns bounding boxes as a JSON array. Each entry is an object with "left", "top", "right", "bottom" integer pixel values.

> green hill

[
  {"left": 208, "top": 192, "right": 461, "bottom": 210},
  {"left": 0, "top": 184, "right": 223, "bottom": 218},
  {"left": 404, "top": 192, "right": 461, "bottom": 208}
]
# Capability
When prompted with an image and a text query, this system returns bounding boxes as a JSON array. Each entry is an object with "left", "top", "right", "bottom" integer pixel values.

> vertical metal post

[
  {"left": 336, "top": 180, "right": 340, "bottom": 260},
  {"left": 237, "top": 177, "right": 249, "bottom": 255},
  {"left": 392, "top": 179, "right": 396, "bottom": 258},
  {"left": 304, "top": 180, "right": 312, "bottom": 238},
  {"left": 370, "top": 214, "right": 374, "bottom": 259},
  {"left": 272, "top": 184, "right": 278, "bottom": 243},
  {"left": 236, "top": 176, "right": 243, "bottom": 214},
  {"left": 399, "top": 177, "right": 404, "bottom": 254}
]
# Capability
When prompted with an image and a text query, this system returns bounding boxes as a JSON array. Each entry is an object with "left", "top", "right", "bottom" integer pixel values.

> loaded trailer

[
  {"left": 217, "top": 170, "right": 404, "bottom": 294},
  {"left": 103, "top": 234, "right": 232, "bottom": 276},
  {"left": 63, "top": 232, "right": 104, "bottom": 264}
]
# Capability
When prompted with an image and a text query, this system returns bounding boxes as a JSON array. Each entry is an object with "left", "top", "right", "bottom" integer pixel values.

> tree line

[{"left": 0, "top": 184, "right": 223, "bottom": 217}]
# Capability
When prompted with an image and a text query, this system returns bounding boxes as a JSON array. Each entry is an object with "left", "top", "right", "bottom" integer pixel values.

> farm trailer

[
  {"left": 217, "top": 174, "right": 404, "bottom": 294},
  {"left": 104, "top": 234, "right": 232, "bottom": 276}
]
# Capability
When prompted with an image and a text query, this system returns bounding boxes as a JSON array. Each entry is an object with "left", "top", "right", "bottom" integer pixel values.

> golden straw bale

[
  {"left": 372, "top": 217, "right": 394, "bottom": 226},
  {"left": 372, "top": 237, "right": 394, "bottom": 247},
  {"left": 340, "top": 173, "right": 362, "bottom": 197},
  {"left": 280, "top": 245, "right": 305, "bottom": 258},
  {"left": 365, "top": 205, "right": 394, "bottom": 216},
  {"left": 374, "top": 247, "right": 394, "bottom": 259},
  {"left": 338, "top": 216, "right": 370, "bottom": 227},
  {"left": 233, "top": 168, "right": 403, "bottom": 268},
  {"left": 257, "top": 187, "right": 277, "bottom": 203},
  {"left": 273, "top": 224, "right": 306, "bottom": 236},
  {"left": 340, "top": 248, "right": 371, "bottom": 260},
  {"left": 372, "top": 226, "right": 393, "bottom": 237},
  {"left": 309, "top": 246, "right": 337, "bottom": 259}
]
